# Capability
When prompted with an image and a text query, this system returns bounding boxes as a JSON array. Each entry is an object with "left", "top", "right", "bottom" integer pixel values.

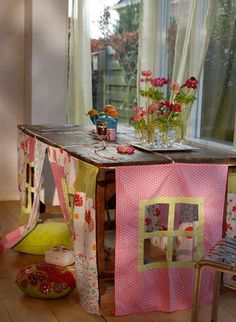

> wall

[
  {"left": 0, "top": 0, "right": 68, "bottom": 200},
  {"left": 30, "top": 0, "right": 68, "bottom": 124},
  {"left": 24, "top": 0, "right": 68, "bottom": 124},
  {"left": 0, "top": 0, "right": 24, "bottom": 200}
]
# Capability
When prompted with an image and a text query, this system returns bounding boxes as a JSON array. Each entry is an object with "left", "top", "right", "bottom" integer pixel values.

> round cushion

[
  {"left": 13, "top": 222, "right": 72, "bottom": 255},
  {"left": 16, "top": 263, "right": 76, "bottom": 299},
  {"left": 45, "top": 246, "right": 74, "bottom": 267}
]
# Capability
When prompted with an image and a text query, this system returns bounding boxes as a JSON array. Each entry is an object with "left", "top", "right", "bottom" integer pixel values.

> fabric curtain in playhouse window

[{"left": 115, "top": 163, "right": 228, "bottom": 316}]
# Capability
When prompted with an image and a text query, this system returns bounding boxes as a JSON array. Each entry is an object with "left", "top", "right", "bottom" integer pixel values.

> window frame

[
  {"left": 176, "top": 0, "right": 236, "bottom": 152},
  {"left": 187, "top": 70, "right": 236, "bottom": 152},
  {"left": 138, "top": 196, "right": 204, "bottom": 271}
]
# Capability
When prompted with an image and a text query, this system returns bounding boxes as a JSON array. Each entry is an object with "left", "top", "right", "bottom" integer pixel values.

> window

[
  {"left": 166, "top": 0, "right": 236, "bottom": 150},
  {"left": 88, "top": 0, "right": 236, "bottom": 149},
  {"left": 89, "top": 0, "right": 140, "bottom": 123},
  {"left": 138, "top": 197, "right": 204, "bottom": 271},
  {"left": 199, "top": 0, "right": 236, "bottom": 147}
]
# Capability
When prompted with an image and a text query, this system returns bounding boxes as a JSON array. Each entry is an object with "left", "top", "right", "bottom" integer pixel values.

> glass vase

[
  {"left": 146, "top": 127, "right": 156, "bottom": 147},
  {"left": 156, "top": 127, "right": 177, "bottom": 148},
  {"left": 137, "top": 128, "right": 156, "bottom": 148},
  {"left": 180, "top": 104, "right": 190, "bottom": 144}
]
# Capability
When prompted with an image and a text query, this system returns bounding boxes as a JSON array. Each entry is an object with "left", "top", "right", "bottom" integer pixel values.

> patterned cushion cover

[{"left": 16, "top": 263, "right": 75, "bottom": 299}]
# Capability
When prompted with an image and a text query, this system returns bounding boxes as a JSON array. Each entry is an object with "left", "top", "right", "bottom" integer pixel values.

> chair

[{"left": 191, "top": 238, "right": 236, "bottom": 322}]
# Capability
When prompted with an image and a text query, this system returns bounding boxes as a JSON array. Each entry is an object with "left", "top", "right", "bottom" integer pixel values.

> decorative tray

[{"left": 130, "top": 142, "right": 199, "bottom": 152}]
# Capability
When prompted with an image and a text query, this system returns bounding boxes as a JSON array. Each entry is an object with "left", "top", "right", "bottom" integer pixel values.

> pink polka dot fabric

[{"left": 115, "top": 163, "right": 228, "bottom": 316}]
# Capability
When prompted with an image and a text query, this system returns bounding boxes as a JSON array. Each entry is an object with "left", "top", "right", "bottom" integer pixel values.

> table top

[{"left": 18, "top": 124, "right": 236, "bottom": 168}]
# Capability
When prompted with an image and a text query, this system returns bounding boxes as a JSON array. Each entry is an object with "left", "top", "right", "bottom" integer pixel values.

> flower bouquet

[{"left": 130, "top": 71, "right": 198, "bottom": 147}]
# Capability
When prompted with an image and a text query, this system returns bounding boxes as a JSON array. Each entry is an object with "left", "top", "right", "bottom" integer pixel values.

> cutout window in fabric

[{"left": 140, "top": 197, "right": 204, "bottom": 270}]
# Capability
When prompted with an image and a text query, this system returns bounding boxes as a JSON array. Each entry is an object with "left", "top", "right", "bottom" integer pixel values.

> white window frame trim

[{"left": 184, "top": 0, "right": 236, "bottom": 153}]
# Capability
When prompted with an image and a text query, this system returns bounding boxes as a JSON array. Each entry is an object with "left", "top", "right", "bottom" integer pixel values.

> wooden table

[{"left": 17, "top": 124, "right": 236, "bottom": 307}]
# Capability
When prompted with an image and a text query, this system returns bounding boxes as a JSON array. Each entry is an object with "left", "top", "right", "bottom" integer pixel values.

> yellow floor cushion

[{"left": 13, "top": 222, "right": 73, "bottom": 255}]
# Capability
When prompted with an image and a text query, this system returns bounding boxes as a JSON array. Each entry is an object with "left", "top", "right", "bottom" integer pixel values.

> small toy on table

[{"left": 88, "top": 105, "right": 118, "bottom": 140}]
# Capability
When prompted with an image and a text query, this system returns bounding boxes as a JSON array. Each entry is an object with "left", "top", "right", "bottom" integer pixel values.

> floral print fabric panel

[
  {"left": 17, "top": 130, "right": 36, "bottom": 205},
  {"left": 73, "top": 161, "right": 99, "bottom": 314},
  {"left": 223, "top": 193, "right": 236, "bottom": 289},
  {"left": 73, "top": 192, "right": 99, "bottom": 314},
  {"left": 144, "top": 204, "right": 169, "bottom": 232},
  {"left": 115, "top": 163, "right": 228, "bottom": 316},
  {"left": 225, "top": 193, "right": 236, "bottom": 238},
  {"left": 5, "top": 138, "right": 47, "bottom": 248},
  {"left": 25, "top": 139, "right": 48, "bottom": 231}
]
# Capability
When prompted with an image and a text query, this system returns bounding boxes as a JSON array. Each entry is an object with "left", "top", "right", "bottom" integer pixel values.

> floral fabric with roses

[
  {"left": 73, "top": 161, "right": 99, "bottom": 314},
  {"left": 5, "top": 133, "right": 47, "bottom": 249},
  {"left": 224, "top": 192, "right": 236, "bottom": 289},
  {"left": 48, "top": 149, "right": 100, "bottom": 313}
]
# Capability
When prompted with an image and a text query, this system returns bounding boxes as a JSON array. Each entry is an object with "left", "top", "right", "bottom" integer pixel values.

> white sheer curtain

[
  {"left": 171, "top": 0, "right": 216, "bottom": 137},
  {"left": 172, "top": 0, "right": 216, "bottom": 84},
  {"left": 138, "top": 0, "right": 216, "bottom": 137},
  {"left": 138, "top": 0, "right": 169, "bottom": 77},
  {"left": 138, "top": 0, "right": 215, "bottom": 83},
  {"left": 200, "top": 0, "right": 236, "bottom": 145},
  {"left": 66, "top": 0, "right": 92, "bottom": 125}
]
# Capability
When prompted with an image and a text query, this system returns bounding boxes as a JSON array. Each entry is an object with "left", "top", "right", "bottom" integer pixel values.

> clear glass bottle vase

[{"left": 156, "top": 127, "right": 177, "bottom": 148}]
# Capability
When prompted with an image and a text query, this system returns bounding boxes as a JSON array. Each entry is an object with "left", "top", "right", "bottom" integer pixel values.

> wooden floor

[{"left": 1, "top": 201, "right": 236, "bottom": 322}]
